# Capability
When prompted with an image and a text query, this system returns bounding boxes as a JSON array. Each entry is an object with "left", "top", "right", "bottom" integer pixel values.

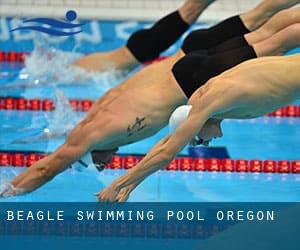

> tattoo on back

[{"left": 127, "top": 117, "right": 146, "bottom": 136}]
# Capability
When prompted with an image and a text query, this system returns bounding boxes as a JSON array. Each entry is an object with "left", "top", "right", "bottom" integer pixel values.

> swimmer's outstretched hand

[
  {"left": 0, "top": 183, "right": 18, "bottom": 198},
  {"left": 95, "top": 184, "right": 133, "bottom": 202},
  {"left": 115, "top": 186, "right": 131, "bottom": 202},
  {"left": 95, "top": 185, "right": 120, "bottom": 202}
]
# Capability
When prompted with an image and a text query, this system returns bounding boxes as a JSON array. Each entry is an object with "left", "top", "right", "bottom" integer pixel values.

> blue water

[{"left": 1, "top": 27, "right": 300, "bottom": 202}]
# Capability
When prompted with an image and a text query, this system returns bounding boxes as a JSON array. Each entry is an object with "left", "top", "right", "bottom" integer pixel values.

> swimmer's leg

[
  {"left": 73, "top": 0, "right": 215, "bottom": 73},
  {"left": 240, "top": 0, "right": 300, "bottom": 31},
  {"left": 209, "top": 7, "right": 300, "bottom": 54},
  {"left": 181, "top": 0, "right": 300, "bottom": 54},
  {"left": 253, "top": 23, "right": 300, "bottom": 57},
  {"left": 245, "top": 7, "right": 300, "bottom": 45}
]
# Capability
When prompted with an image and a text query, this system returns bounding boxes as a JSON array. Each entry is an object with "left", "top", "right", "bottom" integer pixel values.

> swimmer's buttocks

[
  {"left": 171, "top": 50, "right": 209, "bottom": 96},
  {"left": 126, "top": 11, "right": 190, "bottom": 63},
  {"left": 172, "top": 45, "right": 257, "bottom": 98},
  {"left": 182, "top": 15, "right": 250, "bottom": 54}
]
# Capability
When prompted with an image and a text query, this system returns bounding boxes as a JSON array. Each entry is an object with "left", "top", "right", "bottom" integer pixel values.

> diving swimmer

[
  {"left": 98, "top": 54, "right": 300, "bottom": 202},
  {"left": 2, "top": 0, "right": 300, "bottom": 197}
]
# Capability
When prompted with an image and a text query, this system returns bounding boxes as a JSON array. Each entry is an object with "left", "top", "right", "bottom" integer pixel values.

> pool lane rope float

[
  {"left": 0, "top": 51, "right": 29, "bottom": 63},
  {"left": 0, "top": 51, "right": 167, "bottom": 64},
  {"left": 1, "top": 97, "right": 300, "bottom": 118},
  {"left": 0, "top": 151, "right": 299, "bottom": 174}
]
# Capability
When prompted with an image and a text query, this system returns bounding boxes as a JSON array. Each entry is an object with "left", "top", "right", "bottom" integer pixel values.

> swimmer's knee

[
  {"left": 38, "top": 145, "right": 84, "bottom": 179},
  {"left": 283, "top": 23, "right": 300, "bottom": 36},
  {"left": 35, "top": 163, "right": 57, "bottom": 181}
]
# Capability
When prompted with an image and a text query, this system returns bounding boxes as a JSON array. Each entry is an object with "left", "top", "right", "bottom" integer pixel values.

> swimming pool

[{"left": 0, "top": 19, "right": 300, "bottom": 203}]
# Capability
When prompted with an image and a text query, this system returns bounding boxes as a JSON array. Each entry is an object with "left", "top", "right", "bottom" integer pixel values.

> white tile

[
  {"left": 49, "top": 0, "right": 64, "bottom": 5},
  {"left": 2, "top": 0, "right": 17, "bottom": 4},
  {"left": 96, "top": 0, "right": 111, "bottom": 8},
  {"left": 111, "top": 0, "right": 128, "bottom": 8},
  {"left": 78, "top": 0, "right": 96, "bottom": 6},
  {"left": 17, "top": 0, "right": 33, "bottom": 4},
  {"left": 33, "top": 0, "right": 49, "bottom": 5},
  {"left": 1, "top": 0, "right": 264, "bottom": 22},
  {"left": 143, "top": 1, "right": 160, "bottom": 9},
  {"left": 159, "top": 1, "right": 176, "bottom": 9},
  {"left": 128, "top": 0, "right": 143, "bottom": 8},
  {"left": 65, "top": 0, "right": 80, "bottom": 5}
]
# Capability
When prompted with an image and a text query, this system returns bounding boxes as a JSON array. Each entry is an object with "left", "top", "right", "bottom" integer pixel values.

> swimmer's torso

[
  {"left": 114, "top": 49, "right": 187, "bottom": 119},
  {"left": 91, "top": 50, "right": 187, "bottom": 149}
]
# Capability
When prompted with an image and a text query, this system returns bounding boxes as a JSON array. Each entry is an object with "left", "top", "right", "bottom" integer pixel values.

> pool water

[{"left": 0, "top": 24, "right": 300, "bottom": 202}]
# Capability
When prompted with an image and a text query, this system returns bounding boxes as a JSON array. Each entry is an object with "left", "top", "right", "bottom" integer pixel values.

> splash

[
  {"left": 12, "top": 89, "right": 81, "bottom": 144},
  {"left": 19, "top": 35, "right": 82, "bottom": 84},
  {"left": 43, "top": 89, "right": 81, "bottom": 137},
  {"left": 0, "top": 167, "right": 26, "bottom": 198},
  {"left": 3, "top": 35, "right": 127, "bottom": 91},
  {"left": 0, "top": 182, "right": 25, "bottom": 198}
]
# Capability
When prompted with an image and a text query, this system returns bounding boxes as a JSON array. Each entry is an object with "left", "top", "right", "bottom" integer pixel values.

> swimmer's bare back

[
  {"left": 189, "top": 54, "right": 300, "bottom": 120},
  {"left": 83, "top": 50, "right": 188, "bottom": 150}
]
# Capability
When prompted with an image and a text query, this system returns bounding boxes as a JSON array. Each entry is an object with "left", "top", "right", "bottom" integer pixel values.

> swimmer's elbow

[
  {"left": 159, "top": 147, "right": 176, "bottom": 167},
  {"left": 158, "top": 136, "right": 178, "bottom": 165},
  {"left": 38, "top": 144, "right": 81, "bottom": 180},
  {"left": 36, "top": 165, "right": 56, "bottom": 181},
  {"left": 36, "top": 152, "right": 71, "bottom": 181}
]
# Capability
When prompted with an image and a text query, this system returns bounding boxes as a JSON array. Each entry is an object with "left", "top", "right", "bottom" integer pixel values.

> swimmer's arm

[
  {"left": 98, "top": 107, "right": 213, "bottom": 202},
  {"left": 72, "top": 47, "right": 138, "bottom": 73},
  {"left": 4, "top": 136, "right": 90, "bottom": 197}
]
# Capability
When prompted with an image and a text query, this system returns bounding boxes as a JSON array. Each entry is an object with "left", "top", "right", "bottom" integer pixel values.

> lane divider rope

[
  {"left": 1, "top": 97, "right": 299, "bottom": 117},
  {"left": 0, "top": 51, "right": 28, "bottom": 63},
  {"left": 0, "top": 151, "right": 299, "bottom": 174},
  {"left": 0, "top": 51, "right": 167, "bottom": 64}
]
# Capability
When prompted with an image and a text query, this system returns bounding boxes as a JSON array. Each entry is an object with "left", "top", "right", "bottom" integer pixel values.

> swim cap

[
  {"left": 72, "top": 149, "right": 118, "bottom": 172},
  {"left": 72, "top": 153, "right": 94, "bottom": 172},
  {"left": 169, "top": 105, "right": 204, "bottom": 145},
  {"left": 72, "top": 152, "right": 105, "bottom": 172},
  {"left": 169, "top": 105, "right": 192, "bottom": 134}
]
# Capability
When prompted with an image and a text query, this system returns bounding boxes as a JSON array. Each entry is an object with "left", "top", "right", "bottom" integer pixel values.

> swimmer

[
  {"left": 73, "top": 0, "right": 300, "bottom": 73},
  {"left": 19, "top": 1, "right": 300, "bottom": 142},
  {"left": 73, "top": 0, "right": 217, "bottom": 73},
  {"left": 98, "top": 54, "right": 300, "bottom": 202},
  {"left": 2, "top": 0, "right": 300, "bottom": 197}
]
